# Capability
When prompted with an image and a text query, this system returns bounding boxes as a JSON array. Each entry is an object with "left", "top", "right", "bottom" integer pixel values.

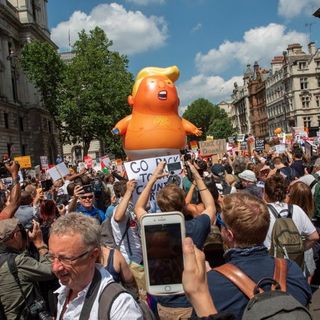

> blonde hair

[
  {"left": 131, "top": 66, "right": 180, "bottom": 98},
  {"left": 223, "top": 193, "right": 270, "bottom": 247}
]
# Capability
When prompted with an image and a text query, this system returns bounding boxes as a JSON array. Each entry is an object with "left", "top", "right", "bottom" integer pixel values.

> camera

[
  {"left": 166, "top": 174, "right": 181, "bottom": 186},
  {"left": 0, "top": 158, "right": 12, "bottom": 178},
  {"left": 28, "top": 299, "right": 51, "bottom": 320}
]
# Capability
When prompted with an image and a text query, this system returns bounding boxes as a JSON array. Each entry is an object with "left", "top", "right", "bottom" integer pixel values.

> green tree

[
  {"left": 183, "top": 98, "right": 215, "bottom": 140},
  {"left": 59, "top": 27, "right": 133, "bottom": 157},
  {"left": 207, "top": 115, "right": 234, "bottom": 139},
  {"left": 21, "top": 40, "right": 65, "bottom": 122}
]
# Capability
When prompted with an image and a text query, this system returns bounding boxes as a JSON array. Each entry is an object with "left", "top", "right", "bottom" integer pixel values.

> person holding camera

[
  {"left": 68, "top": 184, "right": 106, "bottom": 224},
  {"left": 0, "top": 160, "right": 21, "bottom": 221},
  {"left": 0, "top": 218, "right": 54, "bottom": 319}
]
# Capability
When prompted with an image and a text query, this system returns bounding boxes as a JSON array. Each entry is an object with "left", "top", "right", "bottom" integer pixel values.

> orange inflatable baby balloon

[{"left": 112, "top": 66, "right": 202, "bottom": 160}]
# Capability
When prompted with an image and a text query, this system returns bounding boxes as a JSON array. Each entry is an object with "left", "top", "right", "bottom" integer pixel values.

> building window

[
  {"left": 316, "top": 96, "right": 320, "bottom": 107},
  {"left": 300, "top": 77, "right": 308, "bottom": 90},
  {"left": 318, "top": 116, "right": 320, "bottom": 127},
  {"left": 21, "top": 144, "right": 27, "bottom": 156},
  {"left": 19, "top": 117, "right": 24, "bottom": 131},
  {"left": 4, "top": 113, "right": 9, "bottom": 129},
  {"left": 303, "top": 116, "right": 311, "bottom": 128},
  {"left": 317, "top": 77, "right": 320, "bottom": 88},
  {"left": 317, "top": 61, "right": 320, "bottom": 68},
  {"left": 299, "top": 61, "right": 307, "bottom": 70},
  {"left": 6, "top": 143, "right": 12, "bottom": 157},
  {"left": 48, "top": 120, "right": 52, "bottom": 133},
  {"left": 301, "top": 96, "right": 310, "bottom": 108}
]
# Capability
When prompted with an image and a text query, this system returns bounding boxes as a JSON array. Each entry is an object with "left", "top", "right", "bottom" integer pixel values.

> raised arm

[
  {"left": 188, "top": 162, "right": 216, "bottom": 222},
  {"left": 0, "top": 161, "right": 21, "bottom": 220},
  {"left": 135, "top": 161, "right": 168, "bottom": 221},
  {"left": 114, "top": 180, "right": 136, "bottom": 223}
]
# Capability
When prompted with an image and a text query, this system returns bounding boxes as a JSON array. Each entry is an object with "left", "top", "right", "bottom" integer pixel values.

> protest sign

[
  {"left": 228, "top": 136, "right": 235, "bottom": 144},
  {"left": 40, "top": 156, "right": 49, "bottom": 170},
  {"left": 84, "top": 155, "right": 93, "bottom": 168},
  {"left": 274, "top": 144, "right": 286, "bottom": 154},
  {"left": 124, "top": 154, "right": 182, "bottom": 208},
  {"left": 236, "top": 134, "right": 245, "bottom": 142},
  {"left": 14, "top": 156, "right": 32, "bottom": 169},
  {"left": 240, "top": 141, "right": 247, "bottom": 151},
  {"left": 305, "top": 141, "right": 313, "bottom": 159},
  {"left": 199, "top": 139, "right": 226, "bottom": 157},
  {"left": 47, "top": 162, "right": 69, "bottom": 181},
  {"left": 189, "top": 140, "right": 198, "bottom": 151},
  {"left": 255, "top": 139, "right": 265, "bottom": 152}
]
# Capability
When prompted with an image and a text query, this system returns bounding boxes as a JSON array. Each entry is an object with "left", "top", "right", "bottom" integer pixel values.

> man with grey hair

[{"left": 48, "top": 212, "right": 143, "bottom": 319}]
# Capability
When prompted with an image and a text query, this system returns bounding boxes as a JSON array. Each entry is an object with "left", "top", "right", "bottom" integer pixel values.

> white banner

[{"left": 124, "top": 154, "right": 182, "bottom": 209}]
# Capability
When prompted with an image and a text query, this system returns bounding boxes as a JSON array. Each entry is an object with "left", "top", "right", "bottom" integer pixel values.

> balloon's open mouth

[{"left": 158, "top": 90, "right": 167, "bottom": 100}]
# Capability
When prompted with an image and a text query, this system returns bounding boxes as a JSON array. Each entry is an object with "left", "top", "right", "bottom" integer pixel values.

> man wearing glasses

[
  {"left": 68, "top": 184, "right": 105, "bottom": 224},
  {"left": 49, "top": 213, "right": 143, "bottom": 319},
  {"left": 0, "top": 218, "right": 53, "bottom": 319}
]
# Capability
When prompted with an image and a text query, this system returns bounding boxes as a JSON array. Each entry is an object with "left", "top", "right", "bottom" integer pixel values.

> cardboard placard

[
  {"left": 199, "top": 139, "right": 226, "bottom": 157},
  {"left": 14, "top": 156, "right": 32, "bottom": 169},
  {"left": 40, "top": 156, "right": 49, "bottom": 170},
  {"left": 124, "top": 154, "right": 182, "bottom": 208}
]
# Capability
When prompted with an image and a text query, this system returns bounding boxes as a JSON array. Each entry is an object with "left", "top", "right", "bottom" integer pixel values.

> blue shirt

[
  {"left": 76, "top": 204, "right": 105, "bottom": 223},
  {"left": 207, "top": 246, "right": 312, "bottom": 319}
]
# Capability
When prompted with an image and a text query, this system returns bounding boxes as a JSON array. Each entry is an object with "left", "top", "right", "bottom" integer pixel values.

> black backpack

[
  {"left": 79, "top": 268, "right": 156, "bottom": 320},
  {"left": 214, "top": 258, "right": 312, "bottom": 320}
]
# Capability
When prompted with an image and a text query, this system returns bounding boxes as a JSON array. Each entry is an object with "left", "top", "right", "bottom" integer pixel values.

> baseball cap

[
  {"left": 238, "top": 170, "right": 257, "bottom": 183},
  {"left": 0, "top": 218, "right": 20, "bottom": 242},
  {"left": 211, "top": 164, "right": 225, "bottom": 177}
]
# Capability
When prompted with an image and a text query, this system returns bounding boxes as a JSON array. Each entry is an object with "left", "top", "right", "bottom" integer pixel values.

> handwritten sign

[
  {"left": 14, "top": 156, "right": 32, "bottom": 169},
  {"left": 199, "top": 139, "right": 226, "bottom": 157},
  {"left": 124, "top": 154, "right": 182, "bottom": 209}
]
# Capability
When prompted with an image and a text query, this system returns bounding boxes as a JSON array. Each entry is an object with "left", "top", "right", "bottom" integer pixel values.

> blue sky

[{"left": 47, "top": 0, "right": 320, "bottom": 110}]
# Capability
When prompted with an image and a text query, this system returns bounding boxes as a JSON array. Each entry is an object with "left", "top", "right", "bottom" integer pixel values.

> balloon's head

[{"left": 128, "top": 66, "right": 180, "bottom": 114}]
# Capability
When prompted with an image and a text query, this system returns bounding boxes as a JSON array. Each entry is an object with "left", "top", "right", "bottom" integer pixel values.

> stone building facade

[
  {"left": 266, "top": 42, "right": 320, "bottom": 137},
  {"left": 247, "top": 62, "right": 269, "bottom": 138},
  {"left": 231, "top": 64, "right": 252, "bottom": 134},
  {"left": 0, "top": 0, "right": 61, "bottom": 165}
]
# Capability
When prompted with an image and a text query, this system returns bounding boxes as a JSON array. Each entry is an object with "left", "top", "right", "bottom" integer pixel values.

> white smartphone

[{"left": 140, "top": 211, "right": 185, "bottom": 295}]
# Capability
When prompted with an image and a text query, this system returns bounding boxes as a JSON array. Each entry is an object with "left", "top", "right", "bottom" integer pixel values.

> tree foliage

[
  {"left": 21, "top": 40, "right": 65, "bottom": 121},
  {"left": 183, "top": 98, "right": 234, "bottom": 140},
  {"left": 183, "top": 98, "right": 215, "bottom": 140},
  {"left": 58, "top": 27, "right": 133, "bottom": 156}
]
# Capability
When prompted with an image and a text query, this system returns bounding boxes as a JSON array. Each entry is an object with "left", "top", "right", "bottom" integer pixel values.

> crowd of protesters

[{"left": 0, "top": 142, "right": 320, "bottom": 319}]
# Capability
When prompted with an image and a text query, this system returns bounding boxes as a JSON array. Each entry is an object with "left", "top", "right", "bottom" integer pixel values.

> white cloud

[
  {"left": 191, "top": 23, "right": 202, "bottom": 33},
  {"left": 51, "top": 3, "right": 168, "bottom": 55},
  {"left": 278, "top": 0, "right": 320, "bottom": 19},
  {"left": 178, "top": 74, "right": 243, "bottom": 109},
  {"left": 195, "top": 23, "right": 308, "bottom": 74},
  {"left": 126, "top": 0, "right": 165, "bottom": 5}
]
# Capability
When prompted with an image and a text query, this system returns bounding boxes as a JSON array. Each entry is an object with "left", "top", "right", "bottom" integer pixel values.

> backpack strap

[
  {"left": 79, "top": 268, "right": 102, "bottom": 320},
  {"left": 214, "top": 263, "right": 263, "bottom": 299},
  {"left": 272, "top": 258, "right": 287, "bottom": 292},
  {"left": 267, "top": 204, "right": 281, "bottom": 219},
  {"left": 98, "top": 281, "right": 128, "bottom": 320}
]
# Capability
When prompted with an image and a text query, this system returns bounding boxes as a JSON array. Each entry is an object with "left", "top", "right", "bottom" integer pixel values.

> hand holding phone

[{"left": 141, "top": 212, "right": 185, "bottom": 295}]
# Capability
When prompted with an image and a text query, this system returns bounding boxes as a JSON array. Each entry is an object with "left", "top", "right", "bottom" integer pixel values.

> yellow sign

[{"left": 14, "top": 156, "right": 32, "bottom": 169}]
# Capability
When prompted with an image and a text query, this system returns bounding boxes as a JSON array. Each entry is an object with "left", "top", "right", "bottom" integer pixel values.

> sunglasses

[{"left": 80, "top": 195, "right": 93, "bottom": 200}]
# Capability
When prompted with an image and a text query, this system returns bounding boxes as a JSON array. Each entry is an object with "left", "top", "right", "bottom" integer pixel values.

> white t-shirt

[
  {"left": 111, "top": 202, "right": 142, "bottom": 264},
  {"left": 264, "top": 202, "right": 316, "bottom": 249},
  {"left": 55, "top": 265, "right": 143, "bottom": 320}
]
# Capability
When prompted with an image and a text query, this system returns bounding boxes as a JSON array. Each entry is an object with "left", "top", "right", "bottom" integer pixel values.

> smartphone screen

[
  {"left": 167, "top": 162, "right": 182, "bottom": 172},
  {"left": 145, "top": 223, "right": 183, "bottom": 286}
]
